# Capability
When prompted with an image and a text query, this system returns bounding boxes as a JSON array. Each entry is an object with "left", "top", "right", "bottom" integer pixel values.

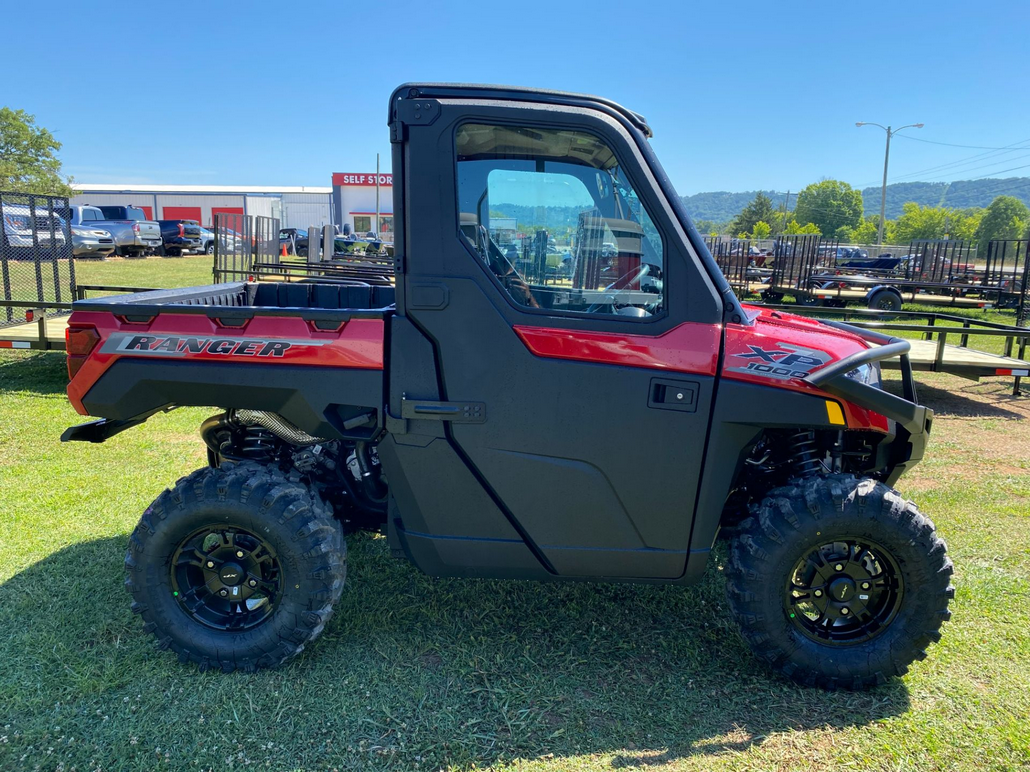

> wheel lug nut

[
  {"left": 841, "top": 607, "right": 850, "bottom": 615},
  {"left": 248, "top": 579, "right": 257, "bottom": 587},
  {"left": 236, "top": 551, "right": 245, "bottom": 558},
  {"left": 814, "top": 590, "right": 823, "bottom": 597},
  {"left": 206, "top": 561, "right": 215, "bottom": 569},
  {"left": 219, "top": 589, "right": 228, "bottom": 597},
  {"left": 834, "top": 564, "right": 844, "bottom": 572}
]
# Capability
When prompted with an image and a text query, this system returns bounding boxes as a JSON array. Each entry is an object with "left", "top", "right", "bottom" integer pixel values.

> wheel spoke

[{"left": 176, "top": 548, "right": 211, "bottom": 568}]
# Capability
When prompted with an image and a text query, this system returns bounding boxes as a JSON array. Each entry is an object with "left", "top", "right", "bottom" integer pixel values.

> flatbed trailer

[
  {"left": 786, "top": 284, "right": 998, "bottom": 310},
  {"left": 760, "top": 237, "right": 1029, "bottom": 313},
  {"left": 0, "top": 286, "right": 158, "bottom": 351}
]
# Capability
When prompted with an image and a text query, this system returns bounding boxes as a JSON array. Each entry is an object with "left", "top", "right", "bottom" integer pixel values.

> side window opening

[{"left": 456, "top": 124, "right": 665, "bottom": 320}]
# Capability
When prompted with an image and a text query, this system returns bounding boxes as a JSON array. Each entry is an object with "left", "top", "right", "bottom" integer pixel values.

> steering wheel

[{"left": 586, "top": 263, "right": 655, "bottom": 314}]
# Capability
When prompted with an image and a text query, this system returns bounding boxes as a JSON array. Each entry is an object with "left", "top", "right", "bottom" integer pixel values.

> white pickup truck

[{"left": 70, "top": 204, "right": 162, "bottom": 257}]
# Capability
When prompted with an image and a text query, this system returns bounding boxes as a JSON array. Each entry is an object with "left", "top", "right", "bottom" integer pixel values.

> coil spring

[
  {"left": 240, "top": 425, "right": 276, "bottom": 460},
  {"left": 785, "top": 430, "right": 822, "bottom": 477}
]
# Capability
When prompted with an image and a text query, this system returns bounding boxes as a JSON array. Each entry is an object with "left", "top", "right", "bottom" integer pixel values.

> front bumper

[{"left": 805, "top": 320, "right": 933, "bottom": 484}]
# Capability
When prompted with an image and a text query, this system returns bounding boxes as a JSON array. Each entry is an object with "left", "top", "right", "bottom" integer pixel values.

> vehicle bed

[{"left": 65, "top": 281, "right": 394, "bottom": 441}]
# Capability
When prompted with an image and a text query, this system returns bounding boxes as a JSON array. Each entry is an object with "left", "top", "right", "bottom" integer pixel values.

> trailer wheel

[
  {"left": 798, "top": 294, "right": 825, "bottom": 307},
  {"left": 868, "top": 289, "right": 902, "bottom": 312},
  {"left": 124, "top": 461, "right": 345, "bottom": 672},
  {"left": 725, "top": 474, "right": 953, "bottom": 690}
]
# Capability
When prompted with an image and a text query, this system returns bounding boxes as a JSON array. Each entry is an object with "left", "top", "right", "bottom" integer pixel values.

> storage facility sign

[{"left": 332, "top": 173, "right": 393, "bottom": 187}]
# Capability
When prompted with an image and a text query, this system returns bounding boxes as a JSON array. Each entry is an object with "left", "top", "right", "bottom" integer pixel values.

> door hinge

[{"left": 400, "top": 398, "right": 485, "bottom": 423}]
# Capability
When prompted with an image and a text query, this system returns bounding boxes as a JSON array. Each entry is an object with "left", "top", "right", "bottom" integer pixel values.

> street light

[{"left": 856, "top": 121, "right": 924, "bottom": 245}]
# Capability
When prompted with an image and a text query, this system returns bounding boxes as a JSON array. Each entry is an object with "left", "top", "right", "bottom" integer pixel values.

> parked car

[
  {"left": 71, "top": 224, "right": 115, "bottom": 258},
  {"left": 69, "top": 205, "right": 162, "bottom": 257},
  {"left": 156, "top": 219, "right": 202, "bottom": 256},
  {"left": 195, "top": 227, "right": 215, "bottom": 254},
  {"left": 1, "top": 202, "right": 67, "bottom": 257},
  {"left": 279, "top": 227, "right": 309, "bottom": 256}
]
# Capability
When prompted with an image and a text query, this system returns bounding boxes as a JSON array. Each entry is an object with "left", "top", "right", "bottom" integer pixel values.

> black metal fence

[
  {"left": 769, "top": 234, "right": 835, "bottom": 290},
  {"left": 0, "top": 191, "right": 75, "bottom": 327},
  {"left": 212, "top": 213, "right": 280, "bottom": 282},
  {"left": 904, "top": 239, "right": 978, "bottom": 284},
  {"left": 702, "top": 236, "right": 753, "bottom": 290}
]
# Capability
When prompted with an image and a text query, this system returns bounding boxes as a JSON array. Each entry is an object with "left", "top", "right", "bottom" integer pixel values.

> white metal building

[
  {"left": 70, "top": 184, "right": 332, "bottom": 229},
  {"left": 331, "top": 173, "right": 394, "bottom": 236}
]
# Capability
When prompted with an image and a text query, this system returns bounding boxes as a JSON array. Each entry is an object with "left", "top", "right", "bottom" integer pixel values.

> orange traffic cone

[{"left": 281, "top": 243, "right": 288, "bottom": 258}]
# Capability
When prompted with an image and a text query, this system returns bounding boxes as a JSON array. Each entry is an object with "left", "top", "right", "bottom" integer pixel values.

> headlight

[{"left": 845, "top": 362, "right": 881, "bottom": 387}]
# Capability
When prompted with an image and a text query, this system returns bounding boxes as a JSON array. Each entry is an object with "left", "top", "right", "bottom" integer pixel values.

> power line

[
  {"left": 888, "top": 139, "right": 1030, "bottom": 182},
  {"left": 894, "top": 135, "right": 1030, "bottom": 150}
]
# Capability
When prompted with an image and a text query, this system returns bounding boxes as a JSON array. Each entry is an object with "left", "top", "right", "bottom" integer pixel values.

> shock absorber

[
  {"left": 785, "top": 430, "right": 822, "bottom": 477},
  {"left": 239, "top": 425, "right": 277, "bottom": 460}
]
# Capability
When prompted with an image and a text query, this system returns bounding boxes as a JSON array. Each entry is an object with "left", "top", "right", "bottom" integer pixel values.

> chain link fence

[{"left": 0, "top": 191, "right": 75, "bottom": 327}]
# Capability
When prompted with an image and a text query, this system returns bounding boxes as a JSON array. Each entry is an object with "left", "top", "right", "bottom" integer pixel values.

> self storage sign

[{"left": 332, "top": 173, "right": 393, "bottom": 186}]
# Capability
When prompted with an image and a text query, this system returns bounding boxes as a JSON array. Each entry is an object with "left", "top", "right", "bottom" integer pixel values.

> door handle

[
  {"left": 400, "top": 398, "right": 486, "bottom": 423},
  {"left": 648, "top": 378, "right": 699, "bottom": 413}
]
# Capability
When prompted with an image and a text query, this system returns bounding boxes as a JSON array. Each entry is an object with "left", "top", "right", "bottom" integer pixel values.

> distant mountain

[
  {"left": 860, "top": 178, "right": 1030, "bottom": 218},
  {"left": 679, "top": 190, "right": 790, "bottom": 223},
  {"left": 680, "top": 177, "right": 1030, "bottom": 223}
]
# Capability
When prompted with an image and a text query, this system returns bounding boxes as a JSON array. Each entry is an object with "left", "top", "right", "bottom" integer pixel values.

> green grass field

[
  {"left": 0, "top": 259, "right": 1028, "bottom": 771},
  {"left": 74, "top": 254, "right": 216, "bottom": 291}
]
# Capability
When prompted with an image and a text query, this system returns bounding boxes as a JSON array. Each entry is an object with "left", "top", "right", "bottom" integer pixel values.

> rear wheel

[
  {"left": 125, "top": 462, "right": 345, "bottom": 672},
  {"left": 725, "top": 474, "right": 953, "bottom": 690}
]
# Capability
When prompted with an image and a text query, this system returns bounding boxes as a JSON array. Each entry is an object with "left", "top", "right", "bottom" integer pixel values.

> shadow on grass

[
  {"left": 0, "top": 350, "right": 68, "bottom": 395},
  {"left": 884, "top": 373, "right": 1028, "bottom": 420},
  {"left": 0, "top": 531, "right": 911, "bottom": 770}
]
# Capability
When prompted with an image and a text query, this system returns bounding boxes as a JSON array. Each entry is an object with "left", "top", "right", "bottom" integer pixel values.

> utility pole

[
  {"left": 856, "top": 122, "right": 924, "bottom": 245},
  {"left": 375, "top": 153, "right": 381, "bottom": 238},
  {"left": 780, "top": 190, "right": 792, "bottom": 231}
]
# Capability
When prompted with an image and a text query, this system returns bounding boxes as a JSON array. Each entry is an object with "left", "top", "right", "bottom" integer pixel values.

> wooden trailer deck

[
  {"left": 727, "top": 283, "right": 999, "bottom": 309},
  {"left": 882, "top": 338, "right": 1029, "bottom": 380},
  {"left": 0, "top": 315, "right": 69, "bottom": 350}
]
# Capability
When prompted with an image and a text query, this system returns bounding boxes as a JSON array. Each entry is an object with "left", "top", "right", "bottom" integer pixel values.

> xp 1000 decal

[{"left": 727, "top": 343, "right": 830, "bottom": 380}]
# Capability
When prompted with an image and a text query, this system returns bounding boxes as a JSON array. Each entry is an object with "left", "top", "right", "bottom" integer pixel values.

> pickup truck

[
  {"left": 156, "top": 219, "right": 203, "bottom": 256},
  {"left": 69, "top": 205, "right": 162, "bottom": 257},
  {"left": 61, "top": 83, "right": 952, "bottom": 690}
]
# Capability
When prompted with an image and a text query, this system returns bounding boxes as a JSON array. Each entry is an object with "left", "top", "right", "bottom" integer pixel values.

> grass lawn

[
  {"left": 1, "top": 365, "right": 1029, "bottom": 771},
  {"left": 0, "top": 259, "right": 1028, "bottom": 770},
  {"left": 74, "top": 255, "right": 216, "bottom": 292}
]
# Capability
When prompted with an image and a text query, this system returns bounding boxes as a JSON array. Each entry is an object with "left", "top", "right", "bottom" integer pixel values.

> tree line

[
  {"left": 4, "top": 106, "right": 1030, "bottom": 250},
  {"left": 693, "top": 180, "right": 1030, "bottom": 247}
]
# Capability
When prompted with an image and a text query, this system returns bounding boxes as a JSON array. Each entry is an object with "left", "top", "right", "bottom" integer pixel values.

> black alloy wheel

[
  {"left": 786, "top": 537, "right": 903, "bottom": 645},
  {"left": 170, "top": 526, "right": 282, "bottom": 631}
]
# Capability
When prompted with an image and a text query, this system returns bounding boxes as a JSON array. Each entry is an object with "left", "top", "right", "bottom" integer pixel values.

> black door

[{"left": 393, "top": 98, "right": 724, "bottom": 579}]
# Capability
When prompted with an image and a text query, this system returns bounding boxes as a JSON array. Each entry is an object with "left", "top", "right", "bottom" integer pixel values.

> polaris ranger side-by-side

[{"left": 61, "top": 84, "right": 952, "bottom": 690}]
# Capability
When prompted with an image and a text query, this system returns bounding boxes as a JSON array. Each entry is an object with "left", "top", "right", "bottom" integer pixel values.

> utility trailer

[
  {"left": 59, "top": 83, "right": 953, "bottom": 690},
  {"left": 761, "top": 236, "right": 1030, "bottom": 313}
]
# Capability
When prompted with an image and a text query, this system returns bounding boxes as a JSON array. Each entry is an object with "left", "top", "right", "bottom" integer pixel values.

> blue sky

[{"left": 2, "top": 0, "right": 1027, "bottom": 195}]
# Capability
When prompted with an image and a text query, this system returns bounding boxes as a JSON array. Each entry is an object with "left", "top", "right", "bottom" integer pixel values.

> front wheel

[
  {"left": 725, "top": 474, "right": 953, "bottom": 690},
  {"left": 124, "top": 462, "right": 345, "bottom": 672}
]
